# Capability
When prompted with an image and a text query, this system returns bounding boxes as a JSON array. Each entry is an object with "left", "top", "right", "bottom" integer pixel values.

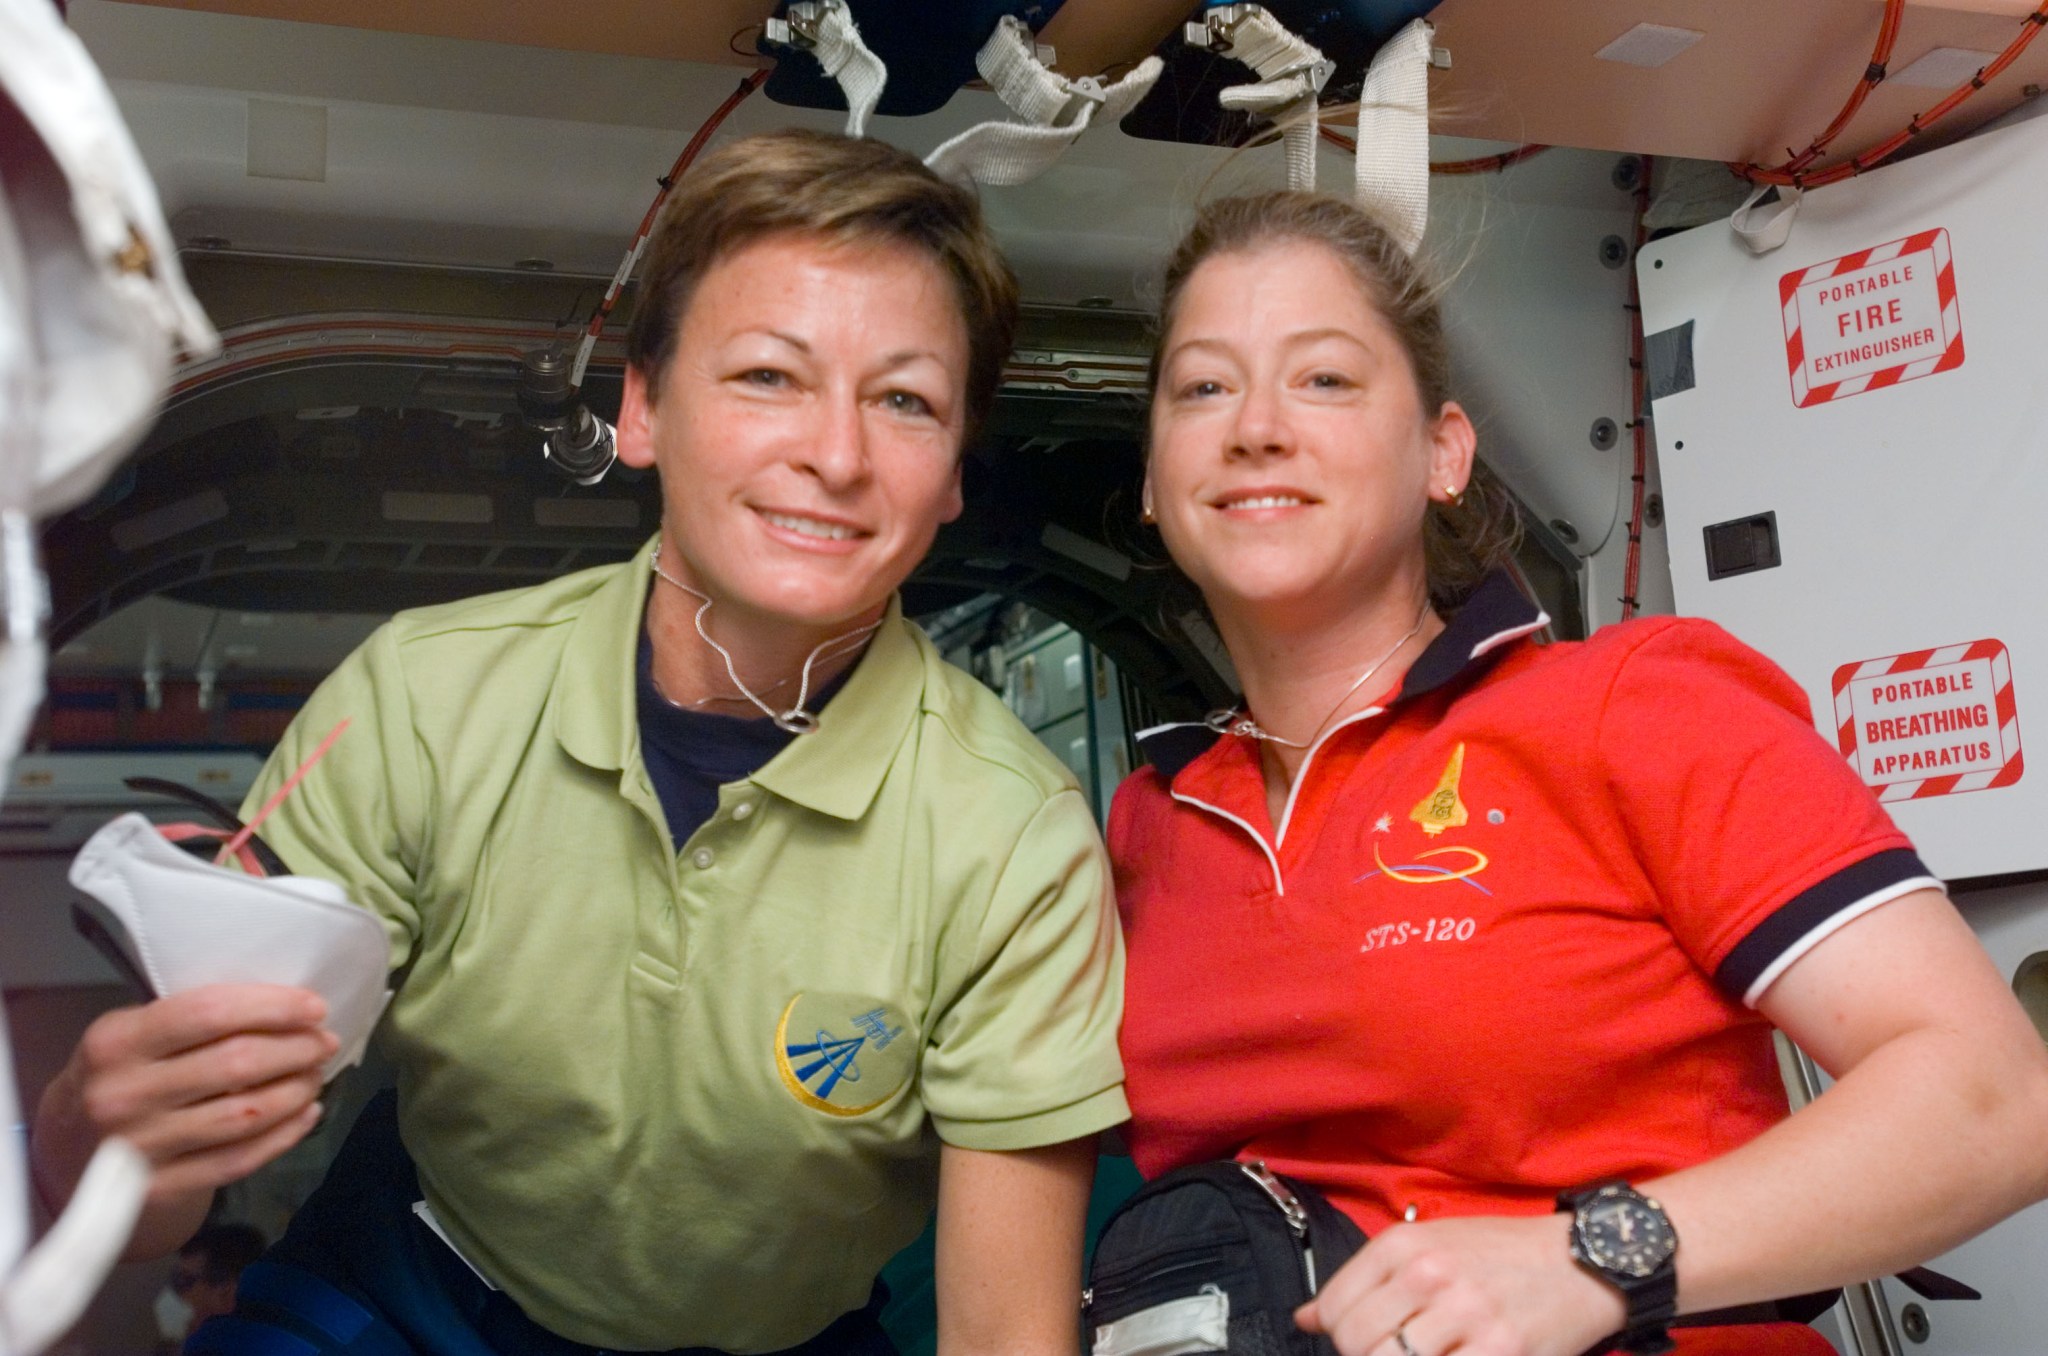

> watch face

[{"left": 1579, "top": 1192, "right": 1676, "bottom": 1278}]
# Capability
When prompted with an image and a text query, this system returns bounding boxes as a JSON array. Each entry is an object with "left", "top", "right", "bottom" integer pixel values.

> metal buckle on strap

[
  {"left": 765, "top": 1, "right": 829, "bottom": 49},
  {"left": 1184, "top": 4, "right": 1261, "bottom": 52},
  {"left": 1064, "top": 75, "right": 1108, "bottom": 109},
  {"left": 1238, "top": 1160, "right": 1308, "bottom": 1237}
]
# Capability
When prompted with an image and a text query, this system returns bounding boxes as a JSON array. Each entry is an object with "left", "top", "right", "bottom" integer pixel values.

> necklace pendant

[
  {"left": 775, "top": 709, "right": 821, "bottom": 736},
  {"left": 1205, "top": 709, "right": 1280, "bottom": 742}
]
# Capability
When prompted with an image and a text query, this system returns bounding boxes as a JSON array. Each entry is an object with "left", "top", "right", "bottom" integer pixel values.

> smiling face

[
  {"left": 1146, "top": 238, "right": 1475, "bottom": 633},
  {"left": 616, "top": 232, "right": 970, "bottom": 634}
]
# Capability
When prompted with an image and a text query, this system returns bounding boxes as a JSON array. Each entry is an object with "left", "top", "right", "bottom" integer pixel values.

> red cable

[
  {"left": 1743, "top": 0, "right": 1904, "bottom": 181},
  {"left": 1429, "top": 143, "right": 1550, "bottom": 175},
  {"left": 1620, "top": 155, "right": 1652, "bottom": 623},
  {"left": 571, "top": 68, "right": 769, "bottom": 391},
  {"left": 215, "top": 718, "right": 349, "bottom": 868},
  {"left": 1318, "top": 125, "right": 1549, "bottom": 174},
  {"left": 1734, "top": 2, "right": 2048, "bottom": 188}
]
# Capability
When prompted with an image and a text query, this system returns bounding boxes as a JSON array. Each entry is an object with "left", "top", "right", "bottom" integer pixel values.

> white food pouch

[{"left": 68, "top": 812, "right": 392, "bottom": 1079}]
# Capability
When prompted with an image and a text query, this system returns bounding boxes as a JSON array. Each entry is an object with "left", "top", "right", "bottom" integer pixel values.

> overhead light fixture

[
  {"left": 1594, "top": 23, "right": 1706, "bottom": 69},
  {"left": 1892, "top": 46, "right": 2002, "bottom": 89}
]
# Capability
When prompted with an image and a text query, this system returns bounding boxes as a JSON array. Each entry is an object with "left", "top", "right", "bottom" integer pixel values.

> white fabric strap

[
  {"left": 924, "top": 17, "right": 1162, "bottom": 188},
  {"left": 769, "top": 1, "right": 886, "bottom": 138},
  {"left": 0, "top": 0, "right": 221, "bottom": 1344},
  {"left": 0, "top": 1137, "right": 148, "bottom": 1356},
  {"left": 1730, "top": 183, "right": 1804, "bottom": 255},
  {"left": 1201, "top": 6, "right": 1333, "bottom": 192},
  {"left": 978, "top": 16, "right": 1089, "bottom": 128},
  {"left": 1353, "top": 18, "right": 1435, "bottom": 255}
]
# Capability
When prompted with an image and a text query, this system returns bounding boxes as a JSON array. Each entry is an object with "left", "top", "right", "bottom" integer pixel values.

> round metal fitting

[
  {"left": 1611, "top": 155, "right": 1644, "bottom": 192},
  {"left": 1589, "top": 417, "right": 1620, "bottom": 451},
  {"left": 1598, "top": 235, "right": 1630, "bottom": 269},
  {"left": 1900, "top": 1302, "right": 1930, "bottom": 1344},
  {"left": 519, "top": 348, "right": 571, "bottom": 407},
  {"left": 1644, "top": 493, "right": 1664, "bottom": 529},
  {"left": 1548, "top": 518, "right": 1580, "bottom": 545}
]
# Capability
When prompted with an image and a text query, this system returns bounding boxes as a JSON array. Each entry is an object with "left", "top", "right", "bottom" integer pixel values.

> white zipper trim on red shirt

[
  {"left": 1169, "top": 788, "right": 1287, "bottom": 897},
  {"left": 1157, "top": 607, "right": 1553, "bottom": 889},
  {"left": 1275, "top": 704, "right": 1389, "bottom": 848},
  {"left": 1273, "top": 611, "right": 1548, "bottom": 847}
]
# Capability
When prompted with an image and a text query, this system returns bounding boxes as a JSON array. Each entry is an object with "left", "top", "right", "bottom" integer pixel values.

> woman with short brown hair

[{"left": 37, "top": 130, "right": 1123, "bottom": 1356}]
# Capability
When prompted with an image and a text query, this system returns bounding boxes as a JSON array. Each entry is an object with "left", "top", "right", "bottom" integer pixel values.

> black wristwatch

[{"left": 1558, "top": 1182, "right": 1678, "bottom": 1355}]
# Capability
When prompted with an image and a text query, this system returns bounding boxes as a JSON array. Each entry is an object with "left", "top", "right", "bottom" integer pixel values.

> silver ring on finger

[{"left": 1393, "top": 1325, "right": 1422, "bottom": 1356}]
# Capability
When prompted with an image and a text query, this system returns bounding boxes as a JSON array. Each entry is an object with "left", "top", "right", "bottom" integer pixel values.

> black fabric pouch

[{"left": 1084, "top": 1161, "right": 1366, "bottom": 1356}]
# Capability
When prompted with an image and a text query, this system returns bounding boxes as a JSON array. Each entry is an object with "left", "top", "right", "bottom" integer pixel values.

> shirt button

[
  {"left": 731, "top": 802, "right": 754, "bottom": 822},
  {"left": 691, "top": 847, "right": 715, "bottom": 870}
]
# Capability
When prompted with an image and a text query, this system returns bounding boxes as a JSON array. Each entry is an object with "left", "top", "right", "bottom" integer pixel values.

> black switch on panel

[{"left": 1703, "top": 511, "right": 1781, "bottom": 580}]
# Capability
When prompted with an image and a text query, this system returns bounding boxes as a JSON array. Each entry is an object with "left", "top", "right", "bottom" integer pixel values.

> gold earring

[
  {"left": 1445, "top": 483, "right": 1465, "bottom": 507},
  {"left": 1141, "top": 496, "right": 1156, "bottom": 525}
]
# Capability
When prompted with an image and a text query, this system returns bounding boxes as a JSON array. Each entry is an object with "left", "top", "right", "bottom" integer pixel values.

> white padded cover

[{"left": 69, "top": 813, "right": 391, "bottom": 1080}]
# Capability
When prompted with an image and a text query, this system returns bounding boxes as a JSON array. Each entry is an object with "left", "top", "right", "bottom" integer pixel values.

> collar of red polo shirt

[{"left": 1137, "top": 571, "right": 1550, "bottom": 780}]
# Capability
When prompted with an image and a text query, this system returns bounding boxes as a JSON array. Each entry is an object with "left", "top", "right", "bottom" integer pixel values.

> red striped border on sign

[
  {"left": 1830, "top": 638, "right": 2021, "bottom": 801},
  {"left": 1781, "top": 227, "right": 1963, "bottom": 409}
]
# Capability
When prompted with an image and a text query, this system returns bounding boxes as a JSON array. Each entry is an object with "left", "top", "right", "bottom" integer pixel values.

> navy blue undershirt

[{"left": 635, "top": 632, "right": 853, "bottom": 850}]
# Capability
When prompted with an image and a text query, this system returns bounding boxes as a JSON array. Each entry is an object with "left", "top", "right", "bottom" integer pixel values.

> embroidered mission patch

[{"left": 775, "top": 992, "right": 916, "bottom": 1117}]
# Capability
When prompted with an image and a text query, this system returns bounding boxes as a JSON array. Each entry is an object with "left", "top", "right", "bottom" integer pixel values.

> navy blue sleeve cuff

[{"left": 1713, "top": 848, "right": 1943, "bottom": 1005}]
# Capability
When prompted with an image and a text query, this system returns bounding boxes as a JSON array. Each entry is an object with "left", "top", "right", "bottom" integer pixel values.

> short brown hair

[
  {"left": 180, "top": 1222, "right": 266, "bottom": 1284},
  {"left": 1150, "top": 191, "right": 1519, "bottom": 610},
  {"left": 626, "top": 128, "right": 1019, "bottom": 442}
]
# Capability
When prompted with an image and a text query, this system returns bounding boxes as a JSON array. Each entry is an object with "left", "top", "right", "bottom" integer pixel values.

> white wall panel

[{"left": 1641, "top": 114, "right": 2048, "bottom": 880}]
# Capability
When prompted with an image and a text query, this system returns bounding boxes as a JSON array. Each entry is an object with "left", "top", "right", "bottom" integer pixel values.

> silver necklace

[
  {"left": 1206, "top": 597, "right": 1432, "bottom": 750},
  {"left": 648, "top": 543, "right": 882, "bottom": 735}
]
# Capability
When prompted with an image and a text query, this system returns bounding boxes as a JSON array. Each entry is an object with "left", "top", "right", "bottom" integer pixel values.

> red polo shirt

[{"left": 1109, "top": 574, "right": 1935, "bottom": 1353}]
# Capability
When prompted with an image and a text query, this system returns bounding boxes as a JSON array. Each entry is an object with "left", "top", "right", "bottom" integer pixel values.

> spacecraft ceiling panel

[{"left": 98, "top": 0, "right": 2048, "bottom": 163}]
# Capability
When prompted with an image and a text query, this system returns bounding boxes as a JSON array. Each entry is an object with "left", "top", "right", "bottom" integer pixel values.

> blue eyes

[
  {"left": 733, "top": 371, "right": 937, "bottom": 418},
  {"left": 883, "top": 391, "right": 934, "bottom": 417},
  {"left": 1174, "top": 374, "right": 1353, "bottom": 400}
]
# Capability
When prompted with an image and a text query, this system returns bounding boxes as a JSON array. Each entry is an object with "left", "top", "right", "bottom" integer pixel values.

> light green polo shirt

[{"left": 245, "top": 547, "right": 1128, "bottom": 1353}]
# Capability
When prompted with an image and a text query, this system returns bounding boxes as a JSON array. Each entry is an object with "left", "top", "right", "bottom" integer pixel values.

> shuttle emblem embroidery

[
  {"left": 1365, "top": 841, "right": 1492, "bottom": 891},
  {"left": 1410, "top": 742, "right": 1471, "bottom": 836},
  {"left": 1359, "top": 746, "right": 1494, "bottom": 895}
]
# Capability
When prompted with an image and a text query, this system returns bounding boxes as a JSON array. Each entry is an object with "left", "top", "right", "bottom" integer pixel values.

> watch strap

[
  {"left": 1612, "top": 1267, "right": 1677, "bottom": 1354},
  {"left": 1557, "top": 1183, "right": 1678, "bottom": 1356}
]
